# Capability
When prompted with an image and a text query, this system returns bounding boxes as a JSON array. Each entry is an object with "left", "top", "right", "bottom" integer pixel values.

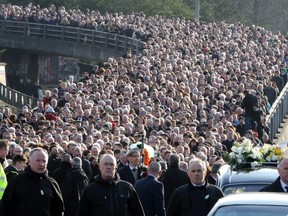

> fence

[
  {"left": 0, "top": 83, "right": 37, "bottom": 110},
  {"left": 266, "top": 83, "right": 288, "bottom": 141},
  {"left": 0, "top": 20, "right": 144, "bottom": 53}
]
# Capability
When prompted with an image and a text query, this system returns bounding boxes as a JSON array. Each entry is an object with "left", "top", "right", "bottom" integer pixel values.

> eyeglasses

[
  {"left": 130, "top": 155, "right": 140, "bottom": 158},
  {"left": 190, "top": 169, "right": 203, "bottom": 173}
]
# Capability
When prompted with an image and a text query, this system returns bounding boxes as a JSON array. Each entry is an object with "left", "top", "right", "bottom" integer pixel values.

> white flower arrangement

[{"left": 228, "top": 138, "right": 264, "bottom": 169}]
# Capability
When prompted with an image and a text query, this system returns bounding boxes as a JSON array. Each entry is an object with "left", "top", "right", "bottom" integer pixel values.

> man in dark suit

[
  {"left": 261, "top": 158, "right": 288, "bottom": 192},
  {"left": 118, "top": 148, "right": 142, "bottom": 185},
  {"left": 163, "top": 154, "right": 190, "bottom": 207},
  {"left": 134, "top": 161, "right": 166, "bottom": 216}
]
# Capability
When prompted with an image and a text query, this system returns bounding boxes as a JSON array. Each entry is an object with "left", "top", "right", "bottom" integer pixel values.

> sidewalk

[{"left": 273, "top": 118, "right": 288, "bottom": 146}]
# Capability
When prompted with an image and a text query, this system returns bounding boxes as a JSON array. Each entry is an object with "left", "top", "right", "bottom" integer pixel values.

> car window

[
  {"left": 213, "top": 205, "right": 288, "bottom": 216},
  {"left": 222, "top": 184, "right": 268, "bottom": 196}
]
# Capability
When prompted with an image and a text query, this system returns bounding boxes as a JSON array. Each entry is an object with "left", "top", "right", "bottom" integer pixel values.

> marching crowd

[{"left": 0, "top": 2, "right": 288, "bottom": 216}]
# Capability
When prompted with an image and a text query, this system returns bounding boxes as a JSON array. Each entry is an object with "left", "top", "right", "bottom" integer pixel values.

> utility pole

[{"left": 195, "top": 0, "right": 200, "bottom": 20}]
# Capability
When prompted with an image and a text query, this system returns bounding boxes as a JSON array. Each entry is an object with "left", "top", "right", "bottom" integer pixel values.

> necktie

[
  {"left": 285, "top": 186, "right": 288, "bottom": 192},
  {"left": 132, "top": 168, "right": 137, "bottom": 180}
]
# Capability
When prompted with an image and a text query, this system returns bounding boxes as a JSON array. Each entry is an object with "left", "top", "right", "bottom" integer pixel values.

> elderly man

[
  {"left": 261, "top": 158, "right": 288, "bottom": 192},
  {"left": 167, "top": 158, "right": 223, "bottom": 216},
  {"left": 0, "top": 148, "right": 64, "bottom": 216},
  {"left": 78, "top": 154, "right": 144, "bottom": 216}
]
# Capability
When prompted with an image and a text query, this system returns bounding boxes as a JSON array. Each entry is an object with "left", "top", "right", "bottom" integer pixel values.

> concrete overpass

[{"left": 0, "top": 20, "right": 144, "bottom": 61}]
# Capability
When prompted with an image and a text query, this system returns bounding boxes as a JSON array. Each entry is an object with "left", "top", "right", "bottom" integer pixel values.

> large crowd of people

[{"left": 0, "top": 2, "right": 288, "bottom": 216}]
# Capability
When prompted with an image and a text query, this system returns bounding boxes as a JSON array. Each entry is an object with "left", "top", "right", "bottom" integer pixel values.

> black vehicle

[{"left": 217, "top": 163, "right": 279, "bottom": 196}]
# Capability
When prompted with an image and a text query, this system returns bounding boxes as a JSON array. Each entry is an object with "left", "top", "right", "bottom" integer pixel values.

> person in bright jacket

[
  {"left": 0, "top": 139, "right": 9, "bottom": 202},
  {"left": 78, "top": 154, "right": 144, "bottom": 216}
]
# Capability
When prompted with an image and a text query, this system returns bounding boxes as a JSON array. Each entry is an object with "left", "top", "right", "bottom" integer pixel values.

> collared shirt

[
  {"left": 280, "top": 179, "right": 288, "bottom": 192},
  {"left": 192, "top": 182, "right": 206, "bottom": 187},
  {"left": 129, "top": 165, "right": 138, "bottom": 172}
]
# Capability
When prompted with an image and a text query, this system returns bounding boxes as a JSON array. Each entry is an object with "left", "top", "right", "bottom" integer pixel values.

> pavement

[{"left": 273, "top": 118, "right": 288, "bottom": 146}]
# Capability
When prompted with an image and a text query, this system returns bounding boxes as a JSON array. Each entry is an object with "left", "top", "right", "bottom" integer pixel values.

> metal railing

[
  {"left": 0, "top": 83, "right": 38, "bottom": 110},
  {"left": 266, "top": 83, "right": 288, "bottom": 141},
  {"left": 0, "top": 20, "right": 144, "bottom": 53}
]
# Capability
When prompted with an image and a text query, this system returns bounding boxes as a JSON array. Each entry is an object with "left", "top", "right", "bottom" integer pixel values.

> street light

[{"left": 195, "top": 0, "right": 200, "bottom": 20}]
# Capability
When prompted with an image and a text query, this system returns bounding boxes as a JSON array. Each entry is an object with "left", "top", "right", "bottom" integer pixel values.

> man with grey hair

[
  {"left": 135, "top": 161, "right": 166, "bottom": 216},
  {"left": 62, "top": 157, "right": 89, "bottom": 216},
  {"left": 78, "top": 154, "right": 144, "bottom": 216},
  {"left": 163, "top": 154, "right": 189, "bottom": 207},
  {"left": 1, "top": 147, "right": 64, "bottom": 216},
  {"left": 167, "top": 158, "right": 223, "bottom": 216}
]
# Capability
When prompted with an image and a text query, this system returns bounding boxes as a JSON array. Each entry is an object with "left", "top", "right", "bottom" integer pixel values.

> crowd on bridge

[
  {"left": 0, "top": 2, "right": 288, "bottom": 216},
  {"left": 0, "top": 3, "right": 151, "bottom": 40}
]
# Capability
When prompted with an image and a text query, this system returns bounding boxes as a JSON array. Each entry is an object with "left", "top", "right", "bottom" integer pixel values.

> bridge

[{"left": 0, "top": 20, "right": 144, "bottom": 61}]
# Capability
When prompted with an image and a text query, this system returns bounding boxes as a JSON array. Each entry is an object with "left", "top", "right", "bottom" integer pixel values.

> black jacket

[
  {"left": 62, "top": 168, "right": 89, "bottom": 216},
  {"left": 4, "top": 165, "right": 20, "bottom": 183},
  {"left": 163, "top": 165, "right": 190, "bottom": 207},
  {"left": 78, "top": 174, "right": 144, "bottom": 216},
  {"left": 0, "top": 166, "right": 64, "bottom": 216},
  {"left": 52, "top": 161, "right": 72, "bottom": 186},
  {"left": 47, "top": 154, "right": 61, "bottom": 176},
  {"left": 82, "top": 157, "right": 92, "bottom": 181},
  {"left": 167, "top": 181, "right": 224, "bottom": 216},
  {"left": 241, "top": 93, "right": 258, "bottom": 117},
  {"left": 260, "top": 177, "right": 285, "bottom": 192},
  {"left": 117, "top": 165, "right": 142, "bottom": 185}
]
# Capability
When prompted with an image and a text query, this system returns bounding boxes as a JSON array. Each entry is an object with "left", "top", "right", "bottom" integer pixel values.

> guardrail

[
  {"left": 0, "top": 83, "right": 38, "bottom": 110},
  {"left": 0, "top": 20, "right": 144, "bottom": 53},
  {"left": 266, "top": 83, "right": 288, "bottom": 141}
]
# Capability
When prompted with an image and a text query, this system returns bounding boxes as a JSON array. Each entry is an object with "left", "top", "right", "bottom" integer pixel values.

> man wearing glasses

[{"left": 118, "top": 148, "right": 142, "bottom": 185}]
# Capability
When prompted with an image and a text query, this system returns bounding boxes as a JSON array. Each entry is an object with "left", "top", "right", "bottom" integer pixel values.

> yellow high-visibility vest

[{"left": 0, "top": 163, "right": 7, "bottom": 200}]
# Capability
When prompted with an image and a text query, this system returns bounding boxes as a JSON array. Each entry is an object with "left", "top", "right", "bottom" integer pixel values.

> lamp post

[{"left": 195, "top": 0, "right": 200, "bottom": 20}]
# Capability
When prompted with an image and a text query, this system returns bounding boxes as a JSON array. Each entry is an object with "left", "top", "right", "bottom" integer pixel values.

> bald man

[
  {"left": 78, "top": 154, "right": 144, "bottom": 216},
  {"left": 1, "top": 148, "right": 64, "bottom": 216},
  {"left": 261, "top": 158, "right": 288, "bottom": 192}
]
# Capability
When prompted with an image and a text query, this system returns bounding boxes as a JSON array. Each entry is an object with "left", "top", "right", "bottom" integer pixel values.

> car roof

[
  {"left": 218, "top": 164, "right": 278, "bottom": 188},
  {"left": 215, "top": 192, "right": 288, "bottom": 206},
  {"left": 208, "top": 193, "right": 288, "bottom": 216}
]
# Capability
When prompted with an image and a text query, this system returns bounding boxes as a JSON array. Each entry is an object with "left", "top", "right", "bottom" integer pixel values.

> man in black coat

[
  {"left": 61, "top": 157, "right": 89, "bottom": 216},
  {"left": 163, "top": 154, "right": 190, "bottom": 207},
  {"left": 74, "top": 146, "right": 92, "bottom": 181},
  {"left": 241, "top": 89, "right": 258, "bottom": 133},
  {"left": 47, "top": 147, "right": 61, "bottom": 176},
  {"left": 52, "top": 153, "right": 72, "bottom": 186},
  {"left": 118, "top": 148, "right": 142, "bottom": 185},
  {"left": 4, "top": 154, "right": 27, "bottom": 183},
  {"left": 78, "top": 154, "right": 144, "bottom": 216},
  {"left": 261, "top": 158, "right": 288, "bottom": 192},
  {"left": 135, "top": 161, "right": 166, "bottom": 216},
  {"left": 167, "top": 158, "right": 224, "bottom": 216},
  {"left": 0, "top": 148, "right": 64, "bottom": 216}
]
